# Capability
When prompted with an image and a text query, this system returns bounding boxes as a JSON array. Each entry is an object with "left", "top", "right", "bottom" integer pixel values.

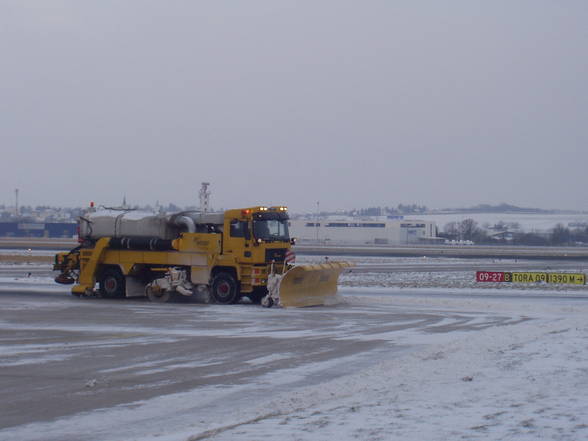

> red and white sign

[{"left": 476, "top": 271, "right": 506, "bottom": 282}]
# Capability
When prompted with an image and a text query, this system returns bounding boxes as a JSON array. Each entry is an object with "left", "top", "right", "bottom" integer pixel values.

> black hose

[{"left": 109, "top": 237, "right": 173, "bottom": 251}]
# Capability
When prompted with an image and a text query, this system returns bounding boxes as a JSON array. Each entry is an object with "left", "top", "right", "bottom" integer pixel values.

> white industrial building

[{"left": 289, "top": 217, "right": 438, "bottom": 245}]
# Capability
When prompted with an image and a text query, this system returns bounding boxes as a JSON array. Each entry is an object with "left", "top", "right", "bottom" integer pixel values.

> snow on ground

[
  {"left": 297, "top": 255, "right": 483, "bottom": 265},
  {"left": 202, "top": 293, "right": 588, "bottom": 441},
  {"left": 189, "top": 259, "right": 588, "bottom": 441},
  {"left": 341, "top": 270, "right": 588, "bottom": 293},
  {"left": 0, "top": 276, "right": 70, "bottom": 293},
  {"left": 1, "top": 259, "right": 588, "bottom": 440},
  {"left": 0, "top": 248, "right": 60, "bottom": 257}
]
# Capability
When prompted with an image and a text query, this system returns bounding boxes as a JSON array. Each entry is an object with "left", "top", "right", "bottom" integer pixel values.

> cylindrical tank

[
  {"left": 79, "top": 210, "right": 177, "bottom": 240},
  {"left": 78, "top": 210, "right": 227, "bottom": 240}
]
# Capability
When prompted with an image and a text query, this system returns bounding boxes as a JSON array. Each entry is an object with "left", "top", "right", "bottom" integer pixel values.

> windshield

[{"left": 253, "top": 219, "right": 290, "bottom": 242}]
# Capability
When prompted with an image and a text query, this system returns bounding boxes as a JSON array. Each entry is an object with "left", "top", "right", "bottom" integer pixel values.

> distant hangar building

[
  {"left": 289, "top": 217, "right": 438, "bottom": 245},
  {"left": 0, "top": 222, "right": 76, "bottom": 238}
]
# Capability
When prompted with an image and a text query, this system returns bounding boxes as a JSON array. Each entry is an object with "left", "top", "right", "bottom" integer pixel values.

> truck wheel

[
  {"left": 211, "top": 272, "right": 239, "bottom": 304},
  {"left": 146, "top": 285, "right": 173, "bottom": 303},
  {"left": 99, "top": 268, "right": 125, "bottom": 298}
]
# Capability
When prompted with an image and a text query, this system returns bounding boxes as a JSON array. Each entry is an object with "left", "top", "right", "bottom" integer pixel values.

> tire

[
  {"left": 146, "top": 285, "right": 173, "bottom": 303},
  {"left": 211, "top": 272, "right": 239, "bottom": 304},
  {"left": 99, "top": 267, "right": 126, "bottom": 298},
  {"left": 261, "top": 295, "right": 274, "bottom": 308},
  {"left": 247, "top": 287, "right": 267, "bottom": 304}
]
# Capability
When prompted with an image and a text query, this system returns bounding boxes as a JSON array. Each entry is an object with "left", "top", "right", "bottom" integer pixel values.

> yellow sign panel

[
  {"left": 509, "top": 272, "right": 585, "bottom": 285},
  {"left": 548, "top": 273, "right": 586, "bottom": 285},
  {"left": 511, "top": 272, "right": 548, "bottom": 283}
]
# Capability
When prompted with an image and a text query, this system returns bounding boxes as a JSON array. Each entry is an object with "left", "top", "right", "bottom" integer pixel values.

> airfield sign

[{"left": 476, "top": 271, "right": 585, "bottom": 285}]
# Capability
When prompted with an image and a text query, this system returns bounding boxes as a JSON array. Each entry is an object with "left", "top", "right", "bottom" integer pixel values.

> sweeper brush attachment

[{"left": 263, "top": 262, "right": 353, "bottom": 308}]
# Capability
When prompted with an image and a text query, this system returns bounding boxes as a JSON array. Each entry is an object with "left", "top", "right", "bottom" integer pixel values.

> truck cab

[{"left": 211, "top": 206, "right": 292, "bottom": 303}]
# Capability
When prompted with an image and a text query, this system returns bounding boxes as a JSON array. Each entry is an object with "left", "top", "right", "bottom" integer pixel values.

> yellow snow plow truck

[{"left": 53, "top": 206, "right": 350, "bottom": 307}]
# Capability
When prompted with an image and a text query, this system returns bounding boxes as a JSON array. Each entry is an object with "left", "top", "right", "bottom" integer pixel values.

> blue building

[{"left": 0, "top": 222, "right": 77, "bottom": 238}]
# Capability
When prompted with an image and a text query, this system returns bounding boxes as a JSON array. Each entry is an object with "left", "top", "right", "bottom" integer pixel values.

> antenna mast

[
  {"left": 199, "top": 182, "right": 211, "bottom": 213},
  {"left": 15, "top": 188, "right": 19, "bottom": 217}
]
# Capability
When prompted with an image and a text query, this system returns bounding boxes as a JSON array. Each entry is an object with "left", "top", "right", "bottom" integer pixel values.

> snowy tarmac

[{"left": 1, "top": 260, "right": 588, "bottom": 440}]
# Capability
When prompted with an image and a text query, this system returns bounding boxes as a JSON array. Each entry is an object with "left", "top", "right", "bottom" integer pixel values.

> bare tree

[
  {"left": 459, "top": 218, "right": 479, "bottom": 241},
  {"left": 550, "top": 224, "right": 570, "bottom": 245},
  {"left": 444, "top": 221, "right": 459, "bottom": 238}
]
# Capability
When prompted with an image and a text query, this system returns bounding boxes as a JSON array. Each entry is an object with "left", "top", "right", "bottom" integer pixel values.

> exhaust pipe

[{"left": 175, "top": 215, "right": 196, "bottom": 233}]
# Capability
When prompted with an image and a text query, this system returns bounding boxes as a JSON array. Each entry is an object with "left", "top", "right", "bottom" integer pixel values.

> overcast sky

[{"left": 1, "top": 1, "right": 587, "bottom": 213}]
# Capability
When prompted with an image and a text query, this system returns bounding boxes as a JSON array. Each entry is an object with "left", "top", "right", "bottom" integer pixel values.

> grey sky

[{"left": 1, "top": 1, "right": 587, "bottom": 213}]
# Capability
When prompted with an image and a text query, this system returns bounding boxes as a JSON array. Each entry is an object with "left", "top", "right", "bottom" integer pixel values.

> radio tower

[
  {"left": 15, "top": 188, "right": 19, "bottom": 217},
  {"left": 199, "top": 182, "right": 211, "bottom": 213}
]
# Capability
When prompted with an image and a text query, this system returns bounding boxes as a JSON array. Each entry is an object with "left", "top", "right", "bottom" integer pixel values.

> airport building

[
  {"left": 0, "top": 222, "right": 77, "bottom": 238},
  {"left": 289, "top": 217, "right": 438, "bottom": 245}
]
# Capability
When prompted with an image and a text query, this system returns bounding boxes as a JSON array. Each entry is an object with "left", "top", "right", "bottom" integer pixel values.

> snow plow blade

[{"left": 277, "top": 262, "right": 352, "bottom": 307}]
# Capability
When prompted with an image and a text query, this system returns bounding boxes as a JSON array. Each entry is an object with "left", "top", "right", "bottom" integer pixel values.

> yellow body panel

[{"left": 72, "top": 237, "right": 110, "bottom": 295}]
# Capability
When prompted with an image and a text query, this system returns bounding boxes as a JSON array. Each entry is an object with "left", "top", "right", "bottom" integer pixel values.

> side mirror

[{"left": 290, "top": 237, "right": 297, "bottom": 245}]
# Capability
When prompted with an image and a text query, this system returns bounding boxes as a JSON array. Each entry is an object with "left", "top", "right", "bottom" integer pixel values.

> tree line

[
  {"left": 347, "top": 205, "right": 429, "bottom": 217},
  {"left": 441, "top": 219, "right": 588, "bottom": 246}
]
